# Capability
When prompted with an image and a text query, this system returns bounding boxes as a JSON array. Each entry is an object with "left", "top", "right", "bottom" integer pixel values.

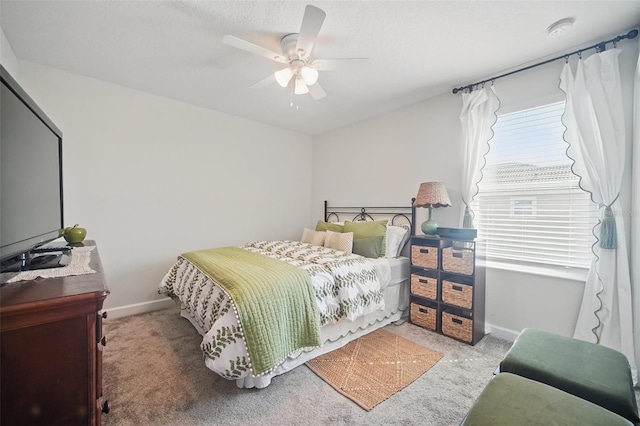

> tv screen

[{"left": 1, "top": 65, "right": 64, "bottom": 271}]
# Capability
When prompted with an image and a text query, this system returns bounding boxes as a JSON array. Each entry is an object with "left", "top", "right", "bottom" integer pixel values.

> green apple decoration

[{"left": 62, "top": 224, "right": 87, "bottom": 244}]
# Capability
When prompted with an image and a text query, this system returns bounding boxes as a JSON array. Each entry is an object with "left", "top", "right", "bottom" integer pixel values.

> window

[
  {"left": 510, "top": 197, "right": 537, "bottom": 217},
  {"left": 471, "top": 101, "right": 598, "bottom": 270}
]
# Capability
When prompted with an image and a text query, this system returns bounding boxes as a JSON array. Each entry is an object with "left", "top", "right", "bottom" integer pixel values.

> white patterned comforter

[{"left": 158, "top": 240, "right": 389, "bottom": 380}]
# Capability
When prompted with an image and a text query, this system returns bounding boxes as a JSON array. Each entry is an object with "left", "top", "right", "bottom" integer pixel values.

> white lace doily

[{"left": 1, "top": 246, "right": 97, "bottom": 284}]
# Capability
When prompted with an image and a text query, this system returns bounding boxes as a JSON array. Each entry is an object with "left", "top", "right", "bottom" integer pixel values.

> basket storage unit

[
  {"left": 410, "top": 271, "right": 437, "bottom": 300},
  {"left": 411, "top": 245, "right": 438, "bottom": 269},
  {"left": 442, "top": 245, "right": 474, "bottom": 275},
  {"left": 410, "top": 302, "right": 437, "bottom": 331},
  {"left": 409, "top": 235, "right": 485, "bottom": 345},
  {"left": 441, "top": 278, "right": 473, "bottom": 309},
  {"left": 441, "top": 310, "right": 474, "bottom": 343}
]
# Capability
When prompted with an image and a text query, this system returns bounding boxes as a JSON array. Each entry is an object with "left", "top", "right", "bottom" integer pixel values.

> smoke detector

[{"left": 547, "top": 18, "right": 575, "bottom": 38}]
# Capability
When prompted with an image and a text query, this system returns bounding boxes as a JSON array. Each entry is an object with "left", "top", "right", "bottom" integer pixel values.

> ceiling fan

[{"left": 222, "top": 4, "right": 366, "bottom": 100}]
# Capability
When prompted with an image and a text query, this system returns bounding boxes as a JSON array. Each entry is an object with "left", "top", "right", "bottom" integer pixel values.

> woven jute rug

[{"left": 306, "top": 328, "right": 443, "bottom": 411}]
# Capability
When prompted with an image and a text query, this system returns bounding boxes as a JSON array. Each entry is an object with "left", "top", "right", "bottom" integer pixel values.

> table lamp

[{"left": 413, "top": 182, "right": 452, "bottom": 235}]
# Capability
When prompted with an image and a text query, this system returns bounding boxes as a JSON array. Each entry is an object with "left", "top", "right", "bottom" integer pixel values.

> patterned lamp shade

[
  {"left": 413, "top": 182, "right": 451, "bottom": 235},
  {"left": 413, "top": 182, "right": 452, "bottom": 208}
]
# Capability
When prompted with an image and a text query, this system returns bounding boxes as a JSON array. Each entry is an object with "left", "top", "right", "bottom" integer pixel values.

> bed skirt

[{"left": 180, "top": 277, "right": 410, "bottom": 389}]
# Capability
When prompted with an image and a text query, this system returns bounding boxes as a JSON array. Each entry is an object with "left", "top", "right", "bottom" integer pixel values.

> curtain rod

[{"left": 452, "top": 28, "right": 638, "bottom": 94}]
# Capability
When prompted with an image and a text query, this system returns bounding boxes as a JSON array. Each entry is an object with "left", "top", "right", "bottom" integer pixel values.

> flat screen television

[{"left": 1, "top": 65, "right": 66, "bottom": 273}]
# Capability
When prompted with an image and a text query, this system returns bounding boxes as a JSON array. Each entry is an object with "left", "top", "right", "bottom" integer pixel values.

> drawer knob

[
  {"left": 101, "top": 336, "right": 108, "bottom": 346},
  {"left": 102, "top": 311, "right": 108, "bottom": 319},
  {"left": 101, "top": 400, "right": 111, "bottom": 414},
  {"left": 419, "top": 248, "right": 429, "bottom": 254},
  {"left": 452, "top": 285, "right": 463, "bottom": 291}
]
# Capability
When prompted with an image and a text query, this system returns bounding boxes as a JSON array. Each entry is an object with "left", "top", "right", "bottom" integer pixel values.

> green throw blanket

[{"left": 181, "top": 247, "right": 321, "bottom": 376}]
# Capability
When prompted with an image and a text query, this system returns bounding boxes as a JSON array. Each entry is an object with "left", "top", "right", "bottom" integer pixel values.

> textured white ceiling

[{"left": 2, "top": 1, "right": 639, "bottom": 136}]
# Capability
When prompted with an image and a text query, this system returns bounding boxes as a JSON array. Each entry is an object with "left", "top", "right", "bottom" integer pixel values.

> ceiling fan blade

[
  {"left": 296, "top": 5, "right": 326, "bottom": 58},
  {"left": 309, "top": 82, "right": 326, "bottom": 100},
  {"left": 250, "top": 73, "right": 276, "bottom": 89},
  {"left": 223, "top": 35, "right": 287, "bottom": 63},
  {"left": 312, "top": 58, "right": 369, "bottom": 71}
]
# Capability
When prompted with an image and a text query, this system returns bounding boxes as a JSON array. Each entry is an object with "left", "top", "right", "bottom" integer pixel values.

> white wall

[
  {"left": 3, "top": 21, "right": 637, "bottom": 335},
  {"left": 14, "top": 61, "right": 312, "bottom": 315},
  {"left": 312, "top": 93, "right": 464, "bottom": 227},
  {"left": 312, "top": 40, "right": 639, "bottom": 340},
  {"left": 1, "top": 25, "right": 18, "bottom": 76}
]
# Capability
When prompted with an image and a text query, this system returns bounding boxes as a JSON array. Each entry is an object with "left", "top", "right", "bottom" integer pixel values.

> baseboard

[
  {"left": 485, "top": 323, "right": 520, "bottom": 342},
  {"left": 105, "top": 298, "right": 175, "bottom": 319}
]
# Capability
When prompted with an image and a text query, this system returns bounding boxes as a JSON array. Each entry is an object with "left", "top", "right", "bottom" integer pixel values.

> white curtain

[
  {"left": 459, "top": 86, "right": 500, "bottom": 227},
  {"left": 632, "top": 35, "right": 640, "bottom": 385},
  {"left": 560, "top": 49, "right": 637, "bottom": 384}
]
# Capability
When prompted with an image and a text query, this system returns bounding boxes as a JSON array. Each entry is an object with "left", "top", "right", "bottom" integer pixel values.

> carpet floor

[{"left": 101, "top": 304, "right": 639, "bottom": 426}]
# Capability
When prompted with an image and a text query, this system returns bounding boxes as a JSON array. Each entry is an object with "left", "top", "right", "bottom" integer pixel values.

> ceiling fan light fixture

[
  {"left": 275, "top": 67, "right": 294, "bottom": 87},
  {"left": 294, "top": 78, "right": 309, "bottom": 95},
  {"left": 224, "top": 5, "right": 366, "bottom": 101},
  {"left": 300, "top": 66, "right": 319, "bottom": 86}
]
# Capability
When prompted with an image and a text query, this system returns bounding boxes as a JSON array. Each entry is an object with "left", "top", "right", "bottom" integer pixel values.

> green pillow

[
  {"left": 352, "top": 236, "right": 384, "bottom": 258},
  {"left": 316, "top": 220, "right": 344, "bottom": 233},
  {"left": 343, "top": 220, "right": 388, "bottom": 256}
]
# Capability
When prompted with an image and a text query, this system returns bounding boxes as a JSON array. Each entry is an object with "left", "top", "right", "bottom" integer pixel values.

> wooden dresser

[{"left": 0, "top": 241, "right": 110, "bottom": 425}]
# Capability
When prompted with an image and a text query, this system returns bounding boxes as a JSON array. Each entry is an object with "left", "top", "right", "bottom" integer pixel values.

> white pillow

[
  {"left": 386, "top": 224, "right": 410, "bottom": 258},
  {"left": 396, "top": 224, "right": 412, "bottom": 256},
  {"left": 301, "top": 228, "right": 326, "bottom": 246},
  {"left": 324, "top": 230, "right": 353, "bottom": 253}
]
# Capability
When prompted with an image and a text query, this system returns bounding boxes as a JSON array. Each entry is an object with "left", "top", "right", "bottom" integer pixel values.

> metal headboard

[{"left": 324, "top": 199, "right": 416, "bottom": 236}]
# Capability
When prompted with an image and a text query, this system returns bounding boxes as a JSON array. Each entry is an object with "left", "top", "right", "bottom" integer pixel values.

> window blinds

[{"left": 471, "top": 101, "right": 597, "bottom": 269}]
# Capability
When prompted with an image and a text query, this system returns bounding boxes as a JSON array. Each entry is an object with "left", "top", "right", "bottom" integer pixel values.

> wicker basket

[
  {"left": 411, "top": 274, "right": 437, "bottom": 300},
  {"left": 411, "top": 245, "right": 438, "bottom": 269},
  {"left": 441, "top": 311, "right": 473, "bottom": 343},
  {"left": 442, "top": 246, "right": 473, "bottom": 275},
  {"left": 441, "top": 280, "right": 473, "bottom": 309},
  {"left": 410, "top": 303, "right": 436, "bottom": 331}
]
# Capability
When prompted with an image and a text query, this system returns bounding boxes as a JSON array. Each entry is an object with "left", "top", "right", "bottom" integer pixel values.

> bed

[{"left": 158, "top": 201, "right": 415, "bottom": 389}]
